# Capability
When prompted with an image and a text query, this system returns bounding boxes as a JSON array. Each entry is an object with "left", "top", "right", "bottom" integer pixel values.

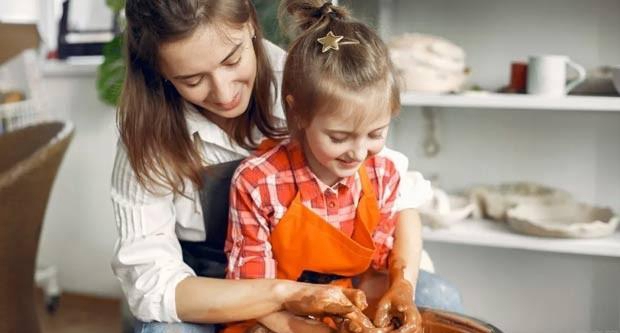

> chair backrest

[{"left": 0, "top": 121, "right": 74, "bottom": 333}]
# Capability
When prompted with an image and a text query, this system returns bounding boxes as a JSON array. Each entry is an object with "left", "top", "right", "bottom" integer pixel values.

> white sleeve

[
  {"left": 378, "top": 146, "right": 433, "bottom": 211},
  {"left": 110, "top": 143, "right": 195, "bottom": 323}
]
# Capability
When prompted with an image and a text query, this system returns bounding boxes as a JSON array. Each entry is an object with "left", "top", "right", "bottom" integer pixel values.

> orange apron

[{"left": 222, "top": 158, "right": 381, "bottom": 333}]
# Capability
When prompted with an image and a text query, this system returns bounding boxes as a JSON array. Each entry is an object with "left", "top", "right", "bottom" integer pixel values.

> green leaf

[
  {"left": 253, "top": 0, "right": 288, "bottom": 46},
  {"left": 106, "top": 0, "right": 125, "bottom": 13},
  {"left": 96, "top": 35, "right": 125, "bottom": 106}
]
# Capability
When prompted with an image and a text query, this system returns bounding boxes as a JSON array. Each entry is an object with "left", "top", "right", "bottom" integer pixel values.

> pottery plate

[
  {"left": 420, "top": 194, "right": 475, "bottom": 229},
  {"left": 506, "top": 202, "right": 619, "bottom": 238}
]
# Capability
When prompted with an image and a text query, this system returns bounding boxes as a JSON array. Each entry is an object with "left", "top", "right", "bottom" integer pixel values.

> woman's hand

[
  {"left": 373, "top": 259, "right": 421, "bottom": 333},
  {"left": 283, "top": 284, "right": 367, "bottom": 317},
  {"left": 283, "top": 284, "right": 390, "bottom": 333},
  {"left": 336, "top": 307, "right": 394, "bottom": 333}
]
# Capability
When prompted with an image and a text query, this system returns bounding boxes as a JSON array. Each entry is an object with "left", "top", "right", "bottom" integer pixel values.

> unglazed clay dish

[
  {"left": 420, "top": 188, "right": 474, "bottom": 229},
  {"left": 469, "top": 182, "right": 572, "bottom": 222},
  {"left": 506, "top": 202, "right": 619, "bottom": 238}
]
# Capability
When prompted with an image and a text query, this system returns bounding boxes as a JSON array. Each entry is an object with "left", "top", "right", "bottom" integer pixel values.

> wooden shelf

[
  {"left": 401, "top": 92, "right": 620, "bottom": 112},
  {"left": 422, "top": 218, "right": 620, "bottom": 257}
]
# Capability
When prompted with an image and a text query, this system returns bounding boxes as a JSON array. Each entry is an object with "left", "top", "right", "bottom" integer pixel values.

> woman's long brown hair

[{"left": 120, "top": 0, "right": 285, "bottom": 195}]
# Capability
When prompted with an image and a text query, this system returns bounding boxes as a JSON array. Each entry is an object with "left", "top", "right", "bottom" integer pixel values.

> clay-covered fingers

[
  {"left": 343, "top": 307, "right": 380, "bottom": 332},
  {"left": 392, "top": 306, "right": 422, "bottom": 333},
  {"left": 333, "top": 317, "right": 362, "bottom": 333},
  {"left": 373, "top": 297, "right": 393, "bottom": 328},
  {"left": 284, "top": 285, "right": 356, "bottom": 317},
  {"left": 341, "top": 288, "right": 368, "bottom": 311},
  {"left": 374, "top": 278, "right": 415, "bottom": 329}
]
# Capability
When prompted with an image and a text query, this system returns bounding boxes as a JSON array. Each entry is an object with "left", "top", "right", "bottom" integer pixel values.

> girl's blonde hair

[
  {"left": 279, "top": 0, "right": 400, "bottom": 135},
  {"left": 120, "top": 0, "right": 285, "bottom": 194}
]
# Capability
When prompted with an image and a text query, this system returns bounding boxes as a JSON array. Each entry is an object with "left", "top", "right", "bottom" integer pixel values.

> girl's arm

[{"left": 393, "top": 208, "right": 423, "bottom": 295}]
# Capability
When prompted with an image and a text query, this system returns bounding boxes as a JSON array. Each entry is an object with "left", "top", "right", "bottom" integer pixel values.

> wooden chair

[{"left": 0, "top": 121, "right": 74, "bottom": 333}]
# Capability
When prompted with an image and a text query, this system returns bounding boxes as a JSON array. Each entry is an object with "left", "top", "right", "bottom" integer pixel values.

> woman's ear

[
  {"left": 285, "top": 95, "right": 295, "bottom": 110},
  {"left": 248, "top": 22, "right": 256, "bottom": 39}
]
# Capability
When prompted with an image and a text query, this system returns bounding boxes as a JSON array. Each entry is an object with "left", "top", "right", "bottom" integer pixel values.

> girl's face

[
  {"left": 159, "top": 22, "right": 257, "bottom": 120},
  {"left": 300, "top": 93, "right": 393, "bottom": 186}
]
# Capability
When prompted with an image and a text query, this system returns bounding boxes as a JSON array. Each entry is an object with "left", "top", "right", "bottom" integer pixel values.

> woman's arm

[
  {"left": 111, "top": 145, "right": 196, "bottom": 323},
  {"left": 176, "top": 278, "right": 358, "bottom": 324}
]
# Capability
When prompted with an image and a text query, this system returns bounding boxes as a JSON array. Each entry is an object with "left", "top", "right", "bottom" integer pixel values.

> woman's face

[{"left": 159, "top": 22, "right": 257, "bottom": 119}]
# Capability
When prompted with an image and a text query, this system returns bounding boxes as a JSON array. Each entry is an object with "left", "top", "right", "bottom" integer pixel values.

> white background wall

[
  {"left": 37, "top": 69, "right": 121, "bottom": 298},
  {"left": 352, "top": 0, "right": 620, "bottom": 332}
]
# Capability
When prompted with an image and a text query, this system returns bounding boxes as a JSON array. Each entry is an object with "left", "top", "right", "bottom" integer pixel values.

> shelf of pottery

[{"left": 371, "top": 0, "right": 620, "bottom": 257}]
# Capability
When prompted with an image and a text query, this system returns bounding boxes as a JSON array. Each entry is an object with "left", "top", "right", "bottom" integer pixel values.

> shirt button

[{"left": 328, "top": 201, "right": 336, "bottom": 208}]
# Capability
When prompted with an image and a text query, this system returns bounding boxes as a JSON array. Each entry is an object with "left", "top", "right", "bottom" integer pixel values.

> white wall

[
  {"left": 0, "top": 1, "right": 39, "bottom": 23},
  {"left": 425, "top": 243, "right": 620, "bottom": 333},
  {"left": 350, "top": 0, "right": 620, "bottom": 332},
  {"left": 37, "top": 68, "right": 121, "bottom": 297}
]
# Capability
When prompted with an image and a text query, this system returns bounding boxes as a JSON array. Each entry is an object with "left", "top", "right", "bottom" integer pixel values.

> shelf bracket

[{"left": 421, "top": 106, "right": 441, "bottom": 158}]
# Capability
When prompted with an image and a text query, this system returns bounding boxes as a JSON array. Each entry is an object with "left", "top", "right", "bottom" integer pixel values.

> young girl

[{"left": 226, "top": 1, "right": 431, "bottom": 332}]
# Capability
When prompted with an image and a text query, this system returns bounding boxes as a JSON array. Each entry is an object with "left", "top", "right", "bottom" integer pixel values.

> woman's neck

[{"left": 201, "top": 108, "right": 235, "bottom": 135}]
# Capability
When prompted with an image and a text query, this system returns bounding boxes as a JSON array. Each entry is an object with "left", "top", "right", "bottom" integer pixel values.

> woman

[{"left": 111, "top": 1, "right": 462, "bottom": 332}]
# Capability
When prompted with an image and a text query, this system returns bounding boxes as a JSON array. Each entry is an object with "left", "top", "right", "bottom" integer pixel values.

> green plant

[
  {"left": 96, "top": 0, "right": 125, "bottom": 106},
  {"left": 96, "top": 0, "right": 285, "bottom": 106}
]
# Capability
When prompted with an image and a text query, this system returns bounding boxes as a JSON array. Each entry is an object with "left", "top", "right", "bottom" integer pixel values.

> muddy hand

[
  {"left": 374, "top": 259, "right": 420, "bottom": 333},
  {"left": 284, "top": 285, "right": 367, "bottom": 317},
  {"left": 333, "top": 307, "right": 394, "bottom": 333}
]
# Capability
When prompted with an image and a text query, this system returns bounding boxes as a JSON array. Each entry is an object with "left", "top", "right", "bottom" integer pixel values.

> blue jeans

[
  {"left": 135, "top": 271, "right": 462, "bottom": 332},
  {"left": 134, "top": 321, "right": 216, "bottom": 333},
  {"left": 415, "top": 270, "right": 464, "bottom": 313}
]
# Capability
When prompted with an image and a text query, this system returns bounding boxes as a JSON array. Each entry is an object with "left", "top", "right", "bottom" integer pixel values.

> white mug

[{"left": 526, "top": 55, "right": 586, "bottom": 96}]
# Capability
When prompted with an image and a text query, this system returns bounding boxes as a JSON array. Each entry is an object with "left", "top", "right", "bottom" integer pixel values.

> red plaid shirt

[{"left": 225, "top": 139, "right": 400, "bottom": 279}]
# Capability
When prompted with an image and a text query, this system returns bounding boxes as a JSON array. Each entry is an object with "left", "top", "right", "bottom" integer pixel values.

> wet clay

[
  {"left": 283, "top": 287, "right": 385, "bottom": 333},
  {"left": 246, "top": 307, "right": 499, "bottom": 333},
  {"left": 419, "top": 309, "right": 496, "bottom": 333},
  {"left": 284, "top": 286, "right": 373, "bottom": 318}
]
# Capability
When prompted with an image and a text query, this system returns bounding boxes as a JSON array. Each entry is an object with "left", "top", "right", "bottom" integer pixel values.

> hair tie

[
  {"left": 311, "top": 1, "right": 338, "bottom": 19},
  {"left": 319, "top": 1, "right": 333, "bottom": 16}
]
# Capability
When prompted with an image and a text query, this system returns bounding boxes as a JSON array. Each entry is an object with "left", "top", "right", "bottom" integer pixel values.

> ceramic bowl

[
  {"left": 420, "top": 188, "right": 474, "bottom": 229},
  {"left": 506, "top": 202, "right": 619, "bottom": 238},
  {"left": 469, "top": 182, "right": 572, "bottom": 222},
  {"left": 612, "top": 65, "right": 620, "bottom": 95}
]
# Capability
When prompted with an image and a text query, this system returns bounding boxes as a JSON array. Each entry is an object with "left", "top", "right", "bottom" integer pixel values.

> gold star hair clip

[{"left": 317, "top": 31, "right": 360, "bottom": 53}]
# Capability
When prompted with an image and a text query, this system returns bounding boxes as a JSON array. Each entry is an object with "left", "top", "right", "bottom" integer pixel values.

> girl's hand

[
  {"left": 373, "top": 280, "right": 421, "bottom": 332},
  {"left": 373, "top": 259, "right": 422, "bottom": 333}
]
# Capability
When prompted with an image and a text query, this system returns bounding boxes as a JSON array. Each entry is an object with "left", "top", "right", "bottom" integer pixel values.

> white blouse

[{"left": 110, "top": 40, "right": 432, "bottom": 323}]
